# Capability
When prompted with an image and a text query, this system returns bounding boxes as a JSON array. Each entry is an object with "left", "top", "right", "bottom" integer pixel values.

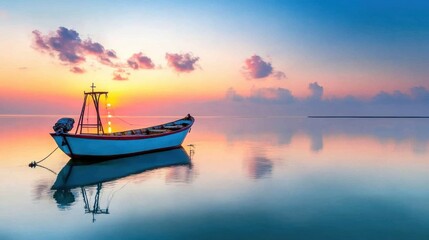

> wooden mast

[{"left": 75, "top": 83, "right": 108, "bottom": 135}]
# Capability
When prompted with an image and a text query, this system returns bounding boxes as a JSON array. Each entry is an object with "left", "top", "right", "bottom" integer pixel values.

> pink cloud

[
  {"left": 31, "top": 27, "right": 201, "bottom": 79},
  {"left": 32, "top": 30, "right": 50, "bottom": 51},
  {"left": 165, "top": 53, "right": 199, "bottom": 73},
  {"left": 243, "top": 55, "right": 285, "bottom": 80},
  {"left": 32, "top": 27, "right": 118, "bottom": 73},
  {"left": 127, "top": 52, "right": 155, "bottom": 70}
]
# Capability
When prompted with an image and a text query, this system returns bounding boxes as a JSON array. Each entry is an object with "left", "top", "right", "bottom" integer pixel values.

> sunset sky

[{"left": 1, "top": 0, "right": 429, "bottom": 115}]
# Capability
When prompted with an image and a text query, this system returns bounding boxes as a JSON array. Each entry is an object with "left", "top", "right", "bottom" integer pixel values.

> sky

[{"left": 1, "top": 0, "right": 429, "bottom": 116}]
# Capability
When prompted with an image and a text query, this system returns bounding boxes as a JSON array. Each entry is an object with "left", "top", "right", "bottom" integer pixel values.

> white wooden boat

[{"left": 50, "top": 84, "right": 194, "bottom": 159}]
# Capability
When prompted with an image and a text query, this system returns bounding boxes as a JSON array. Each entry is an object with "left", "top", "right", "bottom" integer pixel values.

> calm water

[{"left": 1, "top": 115, "right": 429, "bottom": 239}]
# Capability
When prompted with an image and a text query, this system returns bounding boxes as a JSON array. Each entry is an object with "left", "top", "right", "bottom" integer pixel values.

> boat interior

[{"left": 105, "top": 118, "right": 191, "bottom": 136}]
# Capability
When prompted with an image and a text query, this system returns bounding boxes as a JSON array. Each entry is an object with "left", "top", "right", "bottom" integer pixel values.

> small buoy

[{"left": 28, "top": 161, "right": 37, "bottom": 168}]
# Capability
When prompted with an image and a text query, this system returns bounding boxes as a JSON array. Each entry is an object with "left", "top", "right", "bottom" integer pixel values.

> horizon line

[
  {"left": 308, "top": 116, "right": 429, "bottom": 119},
  {"left": 0, "top": 114, "right": 307, "bottom": 119}
]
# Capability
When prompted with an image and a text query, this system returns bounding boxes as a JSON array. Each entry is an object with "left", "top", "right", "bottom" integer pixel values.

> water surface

[{"left": 1, "top": 116, "right": 429, "bottom": 239}]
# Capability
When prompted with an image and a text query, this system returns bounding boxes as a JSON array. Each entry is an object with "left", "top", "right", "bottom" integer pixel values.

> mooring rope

[{"left": 28, "top": 146, "right": 59, "bottom": 168}]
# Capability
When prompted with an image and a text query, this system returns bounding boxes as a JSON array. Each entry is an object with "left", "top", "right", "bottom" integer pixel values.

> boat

[{"left": 50, "top": 83, "right": 195, "bottom": 159}]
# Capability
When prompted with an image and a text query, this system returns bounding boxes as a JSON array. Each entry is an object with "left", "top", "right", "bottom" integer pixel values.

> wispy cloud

[
  {"left": 249, "top": 87, "right": 295, "bottom": 104},
  {"left": 225, "top": 87, "right": 244, "bottom": 101},
  {"left": 113, "top": 68, "right": 130, "bottom": 81},
  {"left": 165, "top": 53, "right": 200, "bottom": 73},
  {"left": 243, "top": 55, "right": 285, "bottom": 80},
  {"left": 70, "top": 66, "right": 85, "bottom": 74},
  {"left": 272, "top": 71, "right": 287, "bottom": 80},
  {"left": 226, "top": 87, "right": 295, "bottom": 104},
  {"left": 371, "top": 86, "right": 429, "bottom": 104}
]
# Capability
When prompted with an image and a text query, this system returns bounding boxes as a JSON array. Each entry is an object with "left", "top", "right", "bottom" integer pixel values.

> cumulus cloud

[
  {"left": 127, "top": 52, "right": 155, "bottom": 70},
  {"left": 244, "top": 55, "right": 272, "bottom": 79},
  {"left": 106, "top": 50, "right": 117, "bottom": 58},
  {"left": 165, "top": 53, "right": 200, "bottom": 73},
  {"left": 308, "top": 82, "right": 324, "bottom": 100},
  {"left": 32, "top": 27, "right": 118, "bottom": 72},
  {"left": 82, "top": 39, "right": 104, "bottom": 54},
  {"left": 243, "top": 55, "right": 285, "bottom": 80}
]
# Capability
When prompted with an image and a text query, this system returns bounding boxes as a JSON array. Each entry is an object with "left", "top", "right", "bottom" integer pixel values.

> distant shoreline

[{"left": 308, "top": 116, "right": 429, "bottom": 119}]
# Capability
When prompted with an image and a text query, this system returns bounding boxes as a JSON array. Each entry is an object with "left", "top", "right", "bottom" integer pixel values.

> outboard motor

[{"left": 53, "top": 118, "right": 75, "bottom": 134}]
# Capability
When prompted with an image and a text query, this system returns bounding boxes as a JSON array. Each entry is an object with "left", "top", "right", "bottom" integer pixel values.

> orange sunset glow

[{"left": 1, "top": 1, "right": 429, "bottom": 116}]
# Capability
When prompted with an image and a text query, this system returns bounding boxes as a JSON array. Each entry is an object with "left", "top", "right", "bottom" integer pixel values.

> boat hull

[{"left": 51, "top": 116, "right": 194, "bottom": 159}]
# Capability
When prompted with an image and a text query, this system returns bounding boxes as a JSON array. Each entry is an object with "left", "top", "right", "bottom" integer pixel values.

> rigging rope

[
  {"left": 108, "top": 107, "right": 137, "bottom": 126},
  {"left": 112, "top": 115, "right": 137, "bottom": 126},
  {"left": 86, "top": 96, "right": 90, "bottom": 133}
]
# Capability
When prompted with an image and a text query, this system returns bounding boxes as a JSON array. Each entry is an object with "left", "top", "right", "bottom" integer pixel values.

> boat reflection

[{"left": 51, "top": 147, "right": 192, "bottom": 222}]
